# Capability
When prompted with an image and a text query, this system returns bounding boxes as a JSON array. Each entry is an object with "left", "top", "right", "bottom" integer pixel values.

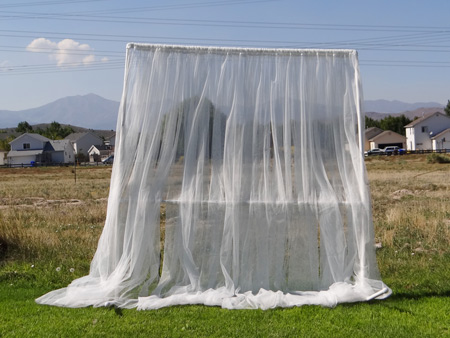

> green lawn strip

[
  {"left": 1, "top": 252, "right": 449, "bottom": 337},
  {"left": 377, "top": 249, "right": 450, "bottom": 296},
  {"left": 0, "top": 283, "right": 449, "bottom": 338}
]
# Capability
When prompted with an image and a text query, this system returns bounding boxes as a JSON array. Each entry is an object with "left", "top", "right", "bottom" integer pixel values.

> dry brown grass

[
  {"left": 367, "top": 155, "right": 450, "bottom": 254},
  {"left": 0, "top": 156, "right": 449, "bottom": 266},
  {"left": 0, "top": 166, "right": 111, "bottom": 263}
]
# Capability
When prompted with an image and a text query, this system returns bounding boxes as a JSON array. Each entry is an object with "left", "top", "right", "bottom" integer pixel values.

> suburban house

[
  {"left": 105, "top": 133, "right": 116, "bottom": 147},
  {"left": 364, "top": 127, "right": 406, "bottom": 150},
  {"left": 7, "top": 133, "right": 51, "bottom": 165},
  {"left": 7, "top": 133, "right": 75, "bottom": 165},
  {"left": 65, "top": 132, "right": 103, "bottom": 158},
  {"left": 0, "top": 150, "right": 8, "bottom": 165},
  {"left": 88, "top": 144, "right": 114, "bottom": 163},
  {"left": 405, "top": 112, "right": 450, "bottom": 151},
  {"left": 364, "top": 127, "right": 384, "bottom": 151},
  {"left": 431, "top": 128, "right": 450, "bottom": 151},
  {"left": 42, "top": 139, "right": 75, "bottom": 164},
  {"left": 367, "top": 130, "right": 406, "bottom": 150}
]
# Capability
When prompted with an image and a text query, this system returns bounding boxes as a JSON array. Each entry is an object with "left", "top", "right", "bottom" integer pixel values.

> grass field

[{"left": 0, "top": 155, "right": 449, "bottom": 337}]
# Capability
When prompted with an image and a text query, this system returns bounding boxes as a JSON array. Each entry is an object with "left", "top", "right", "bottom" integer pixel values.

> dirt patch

[
  {"left": 0, "top": 197, "right": 83, "bottom": 209},
  {"left": 391, "top": 189, "right": 414, "bottom": 199}
]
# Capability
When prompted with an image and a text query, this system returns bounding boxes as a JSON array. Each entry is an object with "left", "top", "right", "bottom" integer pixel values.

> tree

[
  {"left": 445, "top": 100, "right": 450, "bottom": 117},
  {"left": 16, "top": 121, "right": 33, "bottom": 133},
  {"left": 379, "top": 114, "right": 412, "bottom": 136},
  {"left": 365, "top": 114, "right": 411, "bottom": 135},
  {"left": 0, "top": 135, "right": 15, "bottom": 151},
  {"left": 365, "top": 116, "right": 381, "bottom": 129},
  {"left": 36, "top": 121, "right": 74, "bottom": 139}
]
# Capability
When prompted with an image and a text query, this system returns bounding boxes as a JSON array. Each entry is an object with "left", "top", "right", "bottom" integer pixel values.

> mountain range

[
  {"left": 364, "top": 100, "right": 445, "bottom": 121},
  {"left": 0, "top": 94, "right": 120, "bottom": 130},
  {"left": 0, "top": 94, "right": 445, "bottom": 130},
  {"left": 364, "top": 99, "right": 443, "bottom": 114}
]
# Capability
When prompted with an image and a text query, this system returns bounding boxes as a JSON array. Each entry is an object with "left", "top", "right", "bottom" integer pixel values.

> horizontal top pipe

[{"left": 127, "top": 43, "right": 357, "bottom": 57}]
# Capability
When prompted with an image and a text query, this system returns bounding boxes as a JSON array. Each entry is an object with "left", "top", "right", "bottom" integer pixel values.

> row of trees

[
  {"left": 16, "top": 121, "right": 74, "bottom": 140},
  {"left": 365, "top": 114, "right": 412, "bottom": 136},
  {"left": 0, "top": 121, "right": 75, "bottom": 151},
  {"left": 366, "top": 99, "right": 450, "bottom": 135}
]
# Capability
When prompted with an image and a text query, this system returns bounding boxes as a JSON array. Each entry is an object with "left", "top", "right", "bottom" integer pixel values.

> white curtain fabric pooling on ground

[{"left": 36, "top": 44, "right": 391, "bottom": 310}]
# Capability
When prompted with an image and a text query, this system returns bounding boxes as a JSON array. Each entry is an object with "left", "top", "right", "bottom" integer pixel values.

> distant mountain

[
  {"left": 0, "top": 94, "right": 120, "bottom": 130},
  {"left": 364, "top": 99, "right": 443, "bottom": 114},
  {"left": 0, "top": 94, "right": 446, "bottom": 129},
  {"left": 396, "top": 107, "right": 445, "bottom": 120},
  {"left": 365, "top": 106, "right": 445, "bottom": 121}
]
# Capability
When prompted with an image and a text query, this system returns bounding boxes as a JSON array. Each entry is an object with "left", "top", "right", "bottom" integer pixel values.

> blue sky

[{"left": 1, "top": 0, "right": 449, "bottom": 111}]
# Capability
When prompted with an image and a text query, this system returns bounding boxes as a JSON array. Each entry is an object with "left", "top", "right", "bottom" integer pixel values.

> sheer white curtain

[{"left": 36, "top": 44, "right": 390, "bottom": 310}]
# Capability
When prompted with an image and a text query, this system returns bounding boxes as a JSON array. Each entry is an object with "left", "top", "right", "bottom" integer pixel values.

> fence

[
  {"left": 0, "top": 161, "right": 111, "bottom": 168},
  {"left": 405, "top": 149, "right": 450, "bottom": 154}
]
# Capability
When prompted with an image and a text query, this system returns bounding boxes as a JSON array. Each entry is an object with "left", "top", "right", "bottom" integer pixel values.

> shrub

[{"left": 426, "top": 153, "right": 450, "bottom": 164}]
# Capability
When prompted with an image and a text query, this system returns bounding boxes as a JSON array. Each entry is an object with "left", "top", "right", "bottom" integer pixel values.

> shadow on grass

[
  {"left": 338, "top": 289, "right": 450, "bottom": 312},
  {"left": 387, "top": 290, "right": 450, "bottom": 300}
]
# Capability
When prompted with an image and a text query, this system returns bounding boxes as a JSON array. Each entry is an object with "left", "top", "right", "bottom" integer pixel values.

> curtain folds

[{"left": 36, "top": 44, "right": 390, "bottom": 310}]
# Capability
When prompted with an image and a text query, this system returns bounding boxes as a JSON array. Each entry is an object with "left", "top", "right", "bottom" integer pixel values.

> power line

[
  {"left": 0, "top": 45, "right": 123, "bottom": 57},
  {"left": 4, "top": 59, "right": 123, "bottom": 69},
  {"left": 0, "top": 0, "right": 105, "bottom": 8},
  {"left": 1, "top": 29, "right": 450, "bottom": 52},
  {"left": 2, "top": 9, "right": 450, "bottom": 34},
  {"left": 0, "top": 61, "right": 124, "bottom": 76},
  {"left": 0, "top": 0, "right": 279, "bottom": 21},
  {"left": 2, "top": 7, "right": 450, "bottom": 52},
  {"left": 362, "top": 59, "right": 450, "bottom": 64},
  {"left": 1, "top": 9, "right": 450, "bottom": 74},
  {"left": 0, "top": 30, "right": 369, "bottom": 48},
  {"left": 68, "top": 0, "right": 279, "bottom": 15},
  {"left": 3, "top": 54, "right": 450, "bottom": 77},
  {"left": 360, "top": 63, "right": 450, "bottom": 68}
]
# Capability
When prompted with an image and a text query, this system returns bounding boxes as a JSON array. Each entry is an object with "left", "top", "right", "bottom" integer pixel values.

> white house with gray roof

[
  {"left": 65, "top": 131, "right": 103, "bottom": 157},
  {"left": 7, "top": 133, "right": 50, "bottom": 165},
  {"left": 431, "top": 128, "right": 450, "bottom": 151},
  {"left": 43, "top": 139, "right": 75, "bottom": 163},
  {"left": 405, "top": 112, "right": 450, "bottom": 151},
  {"left": 7, "top": 133, "right": 75, "bottom": 165}
]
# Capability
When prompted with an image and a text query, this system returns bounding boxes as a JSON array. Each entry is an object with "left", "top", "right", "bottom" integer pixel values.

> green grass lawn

[
  {"left": 1, "top": 250, "right": 449, "bottom": 337},
  {"left": 1, "top": 161, "right": 449, "bottom": 337},
  {"left": 0, "top": 285, "right": 448, "bottom": 337}
]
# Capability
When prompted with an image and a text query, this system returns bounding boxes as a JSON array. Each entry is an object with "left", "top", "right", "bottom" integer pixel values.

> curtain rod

[{"left": 127, "top": 43, "right": 357, "bottom": 57}]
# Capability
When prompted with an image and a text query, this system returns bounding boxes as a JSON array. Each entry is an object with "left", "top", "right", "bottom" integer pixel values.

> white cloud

[
  {"left": 26, "top": 37, "right": 56, "bottom": 52},
  {"left": 82, "top": 54, "right": 96, "bottom": 64},
  {"left": 101, "top": 57, "right": 109, "bottom": 63},
  {"left": 26, "top": 38, "right": 97, "bottom": 67}
]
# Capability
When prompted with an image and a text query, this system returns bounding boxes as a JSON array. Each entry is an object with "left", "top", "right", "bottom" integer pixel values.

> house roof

[
  {"left": 404, "top": 112, "right": 450, "bottom": 128},
  {"left": 98, "top": 149, "right": 113, "bottom": 156},
  {"left": 365, "top": 127, "right": 383, "bottom": 140},
  {"left": 88, "top": 144, "right": 113, "bottom": 155},
  {"left": 369, "top": 130, "right": 405, "bottom": 141},
  {"left": 431, "top": 128, "right": 450, "bottom": 140},
  {"left": 9, "top": 132, "right": 50, "bottom": 144},
  {"left": 93, "top": 144, "right": 113, "bottom": 151},
  {"left": 65, "top": 131, "right": 101, "bottom": 142},
  {"left": 7, "top": 149, "right": 43, "bottom": 157},
  {"left": 43, "top": 139, "right": 72, "bottom": 152}
]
